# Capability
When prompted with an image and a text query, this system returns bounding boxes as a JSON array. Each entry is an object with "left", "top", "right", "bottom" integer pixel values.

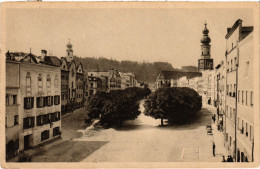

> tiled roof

[
  {"left": 158, "top": 70, "right": 202, "bottom": 80},
  {"left": 44, "top": 56, "right": 61, "bottom": 67}
]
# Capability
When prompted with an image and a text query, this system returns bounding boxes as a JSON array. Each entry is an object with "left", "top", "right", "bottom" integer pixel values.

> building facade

[
  {"left": 224, "top": 19, "right": 254, "bottom": 162},
  {"left": 6, "top": 51, "right": 62, "bottom": 158},
  {"left": 6, "top": 60, "right": 20, "bottom": 160}
]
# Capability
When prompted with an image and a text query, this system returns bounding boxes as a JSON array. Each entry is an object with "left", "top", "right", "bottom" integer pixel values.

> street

[
  {"left": 75, "top": 101, "right": 225, "bottom": 162},
  {"left": 16, "top": 102, "right": 226, "bottom": 162}
]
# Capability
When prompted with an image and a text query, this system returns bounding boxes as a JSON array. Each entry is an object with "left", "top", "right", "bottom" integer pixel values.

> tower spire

[{"left": 198, "top": 22, "right": 213, "bottom": 72}]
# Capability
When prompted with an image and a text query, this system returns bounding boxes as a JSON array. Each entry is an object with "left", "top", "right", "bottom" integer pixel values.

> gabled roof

[
  {"left": 76, "top": 62, "right": 84, "bottom": 73},
  {"left": 158, "top": 70, "right": 202, "bottom": 80}
]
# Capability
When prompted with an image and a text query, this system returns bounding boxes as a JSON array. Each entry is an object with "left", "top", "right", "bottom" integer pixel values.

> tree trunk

[
  {"left": 120, "top": 119, "right": 123, "bottom": 128},
  {"left": 161, "top": 118, "right": 163, "bottom": 126}
]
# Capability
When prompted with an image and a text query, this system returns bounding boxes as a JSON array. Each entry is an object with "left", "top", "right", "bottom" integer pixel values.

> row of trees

[
  {"left": 86, "top": 87, "right": 202, "bottom": 128},
  {"left": 86, "top": 87, "right": 151, "bottom": 128}
]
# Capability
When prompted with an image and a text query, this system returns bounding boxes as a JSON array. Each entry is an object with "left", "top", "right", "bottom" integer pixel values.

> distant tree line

[{"left": 73, "top": 56, "right": 175, "bottom": 83}]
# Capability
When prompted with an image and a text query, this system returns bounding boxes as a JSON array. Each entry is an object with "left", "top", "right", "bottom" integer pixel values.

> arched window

[
  {"left": 26, "top": 72, "right": 31, "bottom": 95},
  {"left": 54, "top": 75, "right": 58, "bottom": 88}
]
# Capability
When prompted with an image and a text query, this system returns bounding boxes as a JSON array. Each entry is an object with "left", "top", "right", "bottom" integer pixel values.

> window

[
  {"left": 54, "top": 75, "right": 58, "bottom": 88},
  {"left": 24, "top": 97, "right": 34, "bottom": 109},
  {"left": 234, "top": 57, "right": 237, "bottom": 68},
  {"left": 231, "top": 59, "right": 233, "bottom": 71},
  {"left": 37, "top": 115, "right": 44, "bottom": 126},
  {"left": 54, "top": 95, "right": 60, "bottom": 105},
  {"left": 244, "top": 61, "right": 249, "bottom": 76},
  {"left": 37, "top": 97, "right": 45, "bottom": 108},
  {"left": 250, "top": 126, "right": 254, "bottom": 141},
  {"left": 242, "top": 91, "right": 244, "bottom": 104},
  {"left": 250, "top": 125, "right": 252, "bottom": 141},
  {"left": 41, "top": 130, "right": 49, "bottom": 141},
  {"left": 13, "top": 95, "right": 17, "bottom": 105},
  {"left": 230, "top": 108, "right": 232, "bottom": 119},
  {"left": 53, "top": 127, "right": 60, "bottom": 137},
  {"left": 23, "top": 117, "right": 35, "bottom": 129},
  {"left": 227, "top": 62, "right": 229, "bottom": 71},
  {"left": 47, "top": 74, "right": 51, "bottom": 88},
  {"left": 227, "top": 85, "right": 229, "bottom": 95},
  {"left": 14, "top": 115, "right": 19, "bottom": 125},
  {"left": 250, "top": 91, "right": 254, "bottom": 106},
  {"left": 6, "top": 94, "right": 10, "bottom": 106},
  {"left": 5, "top": 117, "right": 7, "bottom": 127},
  {"left": 246, "top": 123, "right": 248, "bottom": 137},
  {"left": 246, "top": 91, "right": 248, "bottom": 106},
  {"left": 238, "top": 90, "right": 240, "bottom": 103},
  {"left": 38, "top": 74, "right": 43, "bottom": 92},
  {"left": 26, "top": 72, "right": 31, "bottom": 87},
  {"left": 44, "top": 96, "right": 53, "bottom": 106},
  {"left": 233, "top": 84, "right": 236, "bottom": 97}
]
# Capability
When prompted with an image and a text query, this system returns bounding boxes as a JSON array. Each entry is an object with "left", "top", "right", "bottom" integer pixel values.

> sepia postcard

[{"left": 0, "top": 2, "right": 259, "bottom": 168}]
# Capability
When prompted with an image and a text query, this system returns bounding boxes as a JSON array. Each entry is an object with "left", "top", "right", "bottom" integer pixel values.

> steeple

[
  {"left": 198, "top": 21, "right": 214, "bottom": 72},
  {"left": 66, "top": 38, "right": 74, "bottom": 62}
]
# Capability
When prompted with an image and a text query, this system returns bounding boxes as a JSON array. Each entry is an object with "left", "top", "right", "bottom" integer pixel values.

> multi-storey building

[
  {"left": 88, "top": 71, "right": 110, "bottom": 92},
  {"left": 224, "top": 19, "right": 254, "bottom": 162},
  {"left": 60, "top": 57, "right": 69, "bottom": 114},
  {"left": 155, "top": 70, "right": 202, "bottom": 89},
  {"left": 6, "top": 59, "right": 20, "bottom": 160},
  {"left": 60, "top": 41, "right": 87, "bottom": 113},
  {"left": 236, "top": 23, "right": 254, "bottom": 162},
  {"left": 120, "top": 72, "right": 135, "bottom": 89},
  {"left": 88, "top": 75, "right": 102, "bottom": 95},
  {"left": 109, "top": 69, "right": 121, "bottom": 91},
  {"left": 215, "top": 61, "right": 226, "bottom": 125},
  {"left": 75, "top": 63, "right": 85, "bottom": 108},
  {"left": 6, "top": 51, "right": 62, "bottom": 157}
]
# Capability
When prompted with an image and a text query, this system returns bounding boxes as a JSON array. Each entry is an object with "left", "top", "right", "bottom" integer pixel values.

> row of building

[
  {"left": 155, "top": 19, "right": 254, "bottom": 162},
  {"left": 5, "top": 41, "right": 142, "bottom": 160}
]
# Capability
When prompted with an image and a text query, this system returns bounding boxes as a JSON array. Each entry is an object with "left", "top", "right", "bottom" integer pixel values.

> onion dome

[
  {"left": 200, "top": 22, "right": 211, "bottom": 43},
  {"left": 67, "top": 41, "right": 72, "bottom": 49}
]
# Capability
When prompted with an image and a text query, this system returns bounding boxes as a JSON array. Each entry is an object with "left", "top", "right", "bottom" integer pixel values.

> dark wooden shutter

[
  {"left": 37, "top": 97, "right": 40, "bottom": 108},
  {"left": 37, "top": 116, "right": 40, "bottom": 126},
  {"left": 32, "top": 117, "right": 35, "bottom": 127},
  {"left": 23, "top": 118, "right": 26, "bottom": 129},
  {"left": 24, "top": 98, "right": 27, "bottom": 109},
  {"left": 51, "top": 96, "right": 53, "bottom": 106},
  {"left": 31, "top": 97, "right": 34, "bottom": 108}
]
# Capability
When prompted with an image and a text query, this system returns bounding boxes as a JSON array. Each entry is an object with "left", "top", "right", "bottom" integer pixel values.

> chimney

[{"left": 41, "top": 50, "right": 47, "bottom": 60}]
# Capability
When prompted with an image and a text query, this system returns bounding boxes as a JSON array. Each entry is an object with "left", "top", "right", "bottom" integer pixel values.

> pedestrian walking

[
  {"left": 212, "top": 141, "right": 216, "bottom": 157},
  {"left": 221, "top": 155, "right": 226, "bottom": 162}
]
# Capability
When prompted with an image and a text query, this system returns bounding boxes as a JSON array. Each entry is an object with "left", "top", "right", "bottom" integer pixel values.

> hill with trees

[{"left": 73, "top": 56, "right": 176, "bottom": 83}]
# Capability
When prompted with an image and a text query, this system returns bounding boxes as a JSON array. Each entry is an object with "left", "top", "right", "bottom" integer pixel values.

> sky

[{"left": 6, "top": 8, "right": 253, "bottom": 69}]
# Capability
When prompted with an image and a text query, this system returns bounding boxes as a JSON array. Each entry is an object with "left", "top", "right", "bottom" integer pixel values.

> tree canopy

[
  {"left": 143, "top": 87, "right": 202, "bottom": 125},
  {"left": 86, "top": 87, "right": 151, "bottom": 128}
]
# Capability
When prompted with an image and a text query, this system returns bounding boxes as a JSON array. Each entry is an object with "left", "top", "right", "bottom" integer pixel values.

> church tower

[
  {"left": 198, "top": 22, "right": 213, "bottom": 72},
  {"left": 66, "top": 39, "right": 74, "bottom": 62}
]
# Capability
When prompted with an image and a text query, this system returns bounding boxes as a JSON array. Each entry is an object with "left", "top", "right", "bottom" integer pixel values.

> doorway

[{"left": 24, "top": 135, "right": 31, "bottom": 150}]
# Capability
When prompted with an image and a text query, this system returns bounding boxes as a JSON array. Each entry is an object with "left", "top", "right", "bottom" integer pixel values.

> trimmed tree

[
  {"left": 87, "top": 87, "right": 151, "bottom": 128},
  {"left": 144, "top": 87, "right": 202, "bottom": 125}
]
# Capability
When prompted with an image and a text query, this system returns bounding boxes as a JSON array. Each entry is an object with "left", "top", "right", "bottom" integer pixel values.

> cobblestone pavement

[{"left": 76, "top": 102, "right": 226, "bottom": 162}]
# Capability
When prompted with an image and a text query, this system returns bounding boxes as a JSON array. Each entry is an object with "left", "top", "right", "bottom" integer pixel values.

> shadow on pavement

[
  {"left": 156, "top": 108, "right": 213, "bottom": 131},
  {"left": 31, "top": 140, "right": 109, "bottom": 162}
]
